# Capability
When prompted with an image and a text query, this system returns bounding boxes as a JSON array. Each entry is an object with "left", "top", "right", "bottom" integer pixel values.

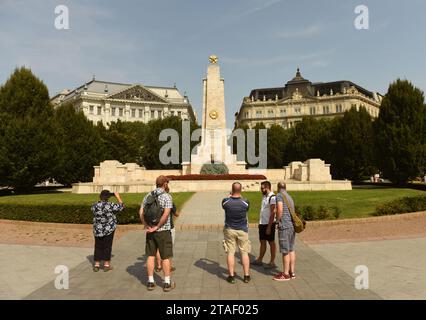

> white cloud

[{"left": 272, "top": 25, "right": 322, "bottom": 39}]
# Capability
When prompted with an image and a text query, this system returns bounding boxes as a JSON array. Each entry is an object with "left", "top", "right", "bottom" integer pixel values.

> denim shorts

[{"left": 278, "top": 228, "right": 295, "bottom": 254}]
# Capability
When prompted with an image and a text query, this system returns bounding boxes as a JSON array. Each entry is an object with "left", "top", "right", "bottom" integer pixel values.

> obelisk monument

[{"left": 183, "top": 55, "right": 246, "bottom": 174}]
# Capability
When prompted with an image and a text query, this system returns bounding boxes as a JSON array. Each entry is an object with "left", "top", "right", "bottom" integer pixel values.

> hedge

[
  {"left": 295, "top": 205, "right": 341, "bottom": 221},
  {"left": 373, "top": 195, "right": 426, "bottom": 216},
  {"left": 0, "top": 204, "right": 143, "bottom": 224}
]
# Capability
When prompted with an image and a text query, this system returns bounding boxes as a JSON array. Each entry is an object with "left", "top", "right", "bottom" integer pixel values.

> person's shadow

[
  {"left": 194, "top": 258, "right": 233, "bottom": 281},
  {"left": 126, "top": 255, "right": 163, "bottom": 286}
]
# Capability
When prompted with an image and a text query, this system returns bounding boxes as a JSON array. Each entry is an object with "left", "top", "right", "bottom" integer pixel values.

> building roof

[
  {"left": 247, "top": 69, "right": 380, "bottom": 102},
  {"left": 53, "top": 79, "right": 189, "bottom": 105}
]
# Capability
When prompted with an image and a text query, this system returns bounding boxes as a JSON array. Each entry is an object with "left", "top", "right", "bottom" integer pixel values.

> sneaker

[
  {"left": 251, "top": 260, "right": 263, "bottom": 266},
  {"left": 163, "top": 281, "right": 176, "bottom": 292},
  {"left": 226, "top": 275, "right": 236, "bottom": 284},
  {"left": 243, "top": 275, "right": 251, "bottom": 283},
  {"left": 147, "top": 282, "right": 156, "bottom": 291},
  {"left": 273, "top": 272, "right": 291, "bottom": 281},
  {"left": 289, "top": 272, "right": 296, "bottom": 279}
]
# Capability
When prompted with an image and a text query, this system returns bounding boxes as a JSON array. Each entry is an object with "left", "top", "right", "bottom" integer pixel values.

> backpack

[
  {"left": 280, "top": 192, "right": 306, "bottom": 233},
  {"left": 143, "top": 191, "right": 163, "bottom": 226}
]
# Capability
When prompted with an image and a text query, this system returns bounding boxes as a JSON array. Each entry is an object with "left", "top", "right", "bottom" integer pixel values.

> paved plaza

[{"left": 1, "top": 191, "right": 425, "bottom": 300}]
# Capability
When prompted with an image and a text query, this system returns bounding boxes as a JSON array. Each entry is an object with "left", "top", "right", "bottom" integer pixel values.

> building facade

[
  {"left": 235, "top": 69, "right": 382, "bottom": 129},
  {"left": 51, "top": 78, "right": 196, "bottom": 125}
]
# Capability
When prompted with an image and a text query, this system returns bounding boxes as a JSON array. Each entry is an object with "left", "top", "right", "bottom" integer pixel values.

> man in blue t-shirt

[{"left": 222, "top": 182, "right": 251, "bottom": 284}]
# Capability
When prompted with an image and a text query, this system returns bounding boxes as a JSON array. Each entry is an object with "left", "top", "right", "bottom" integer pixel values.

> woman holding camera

[{"left": 91, "top": 190, "right": 124, "bottom": 272}]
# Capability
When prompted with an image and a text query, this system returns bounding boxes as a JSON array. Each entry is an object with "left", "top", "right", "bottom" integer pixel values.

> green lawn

[
  {"left": 0, "top": 192, "right": 194, "bottom": 211},
  {"left": 244, "top": 188, "right": 426, "bottom": 222}
]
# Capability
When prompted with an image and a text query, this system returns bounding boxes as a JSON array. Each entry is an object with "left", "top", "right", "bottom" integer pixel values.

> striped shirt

[
  {"left": 276, "top": 191, "right": 295, "bottom": 230},
  {"left": 222, "top": 196, "right": 250, "bottom": 232}
]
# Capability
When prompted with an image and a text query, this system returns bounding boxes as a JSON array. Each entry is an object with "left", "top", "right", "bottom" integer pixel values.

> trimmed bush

[
  {"left": 200, "top": 162, "right": 229, "bottom": 175},
  {"left": 0, "top": 204, "right": 143, "bottom": 224},
  {"left": 374, "top": 195, "right": 426, "bottom": 216},
  {"left": 295, "top": 205, "right": 342, "bottom": 221}
]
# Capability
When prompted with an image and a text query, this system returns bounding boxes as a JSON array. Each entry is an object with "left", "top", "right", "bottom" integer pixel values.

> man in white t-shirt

[{"left": 251, "top": 181, "right": 277, "bottom": 269}]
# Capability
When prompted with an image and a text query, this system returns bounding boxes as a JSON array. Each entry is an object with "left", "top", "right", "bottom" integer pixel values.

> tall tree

[
  {"left": 0, "top": 67, "right": 58, "bottom": 192},
  {"left": 374, "top": 79, "right": 426, "bottom": 183},
  {"left": 53, "top": 104, "right": 107, "bottom": 186},
  {"left": 332, "top": 107, "right": 376, "bottom": 181}
]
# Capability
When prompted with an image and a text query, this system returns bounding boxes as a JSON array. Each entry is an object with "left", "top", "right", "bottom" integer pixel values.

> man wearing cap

[
  {"left": 91, "top": 190, "right": 124, "bottom": 272},
  {"left": 139, "top": 175, "right": 175, "bottom": 292}
]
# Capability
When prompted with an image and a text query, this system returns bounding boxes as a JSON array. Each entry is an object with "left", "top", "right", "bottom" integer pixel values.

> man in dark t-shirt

[{"left": 222, "top": 182, "right": 251, "bottom": 284}]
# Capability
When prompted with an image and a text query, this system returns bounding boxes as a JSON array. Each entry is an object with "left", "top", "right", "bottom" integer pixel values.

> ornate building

[
  {"left": 235, "top": 69, "right": 382, "bottom": 129},
  {"left": 51, "top": 78, "right": 196, "bottom": 125}
]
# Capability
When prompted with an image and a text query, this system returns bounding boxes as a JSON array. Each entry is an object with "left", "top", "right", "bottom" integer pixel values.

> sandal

[
  {"left": 93, "top": 265, "right": 100, "bottom": 272},
  {"left": 103, "top": 265, "right": 113, "bottom": 272}
]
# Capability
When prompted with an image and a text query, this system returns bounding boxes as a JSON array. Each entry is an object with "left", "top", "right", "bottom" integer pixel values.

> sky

[{"left": 1, "top": 0, "right": 425, "bottom": 125}]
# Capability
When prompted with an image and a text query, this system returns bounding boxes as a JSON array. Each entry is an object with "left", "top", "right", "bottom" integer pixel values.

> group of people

[{"left": 91, "top": 175, "right": 297, "bottom": 292}]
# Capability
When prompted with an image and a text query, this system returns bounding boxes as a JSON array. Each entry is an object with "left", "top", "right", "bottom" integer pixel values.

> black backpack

[{"left": 143, "top": 191, "right": 163, "bottom": 226}]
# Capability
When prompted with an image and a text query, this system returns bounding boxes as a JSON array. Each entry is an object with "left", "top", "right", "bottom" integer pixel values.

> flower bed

[{"left": 166, "top": 174, "right": 267, "bottom": 181}]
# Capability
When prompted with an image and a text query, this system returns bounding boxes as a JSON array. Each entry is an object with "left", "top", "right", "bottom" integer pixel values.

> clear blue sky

[{"left": 1, "top": 0, "right": 425, "bottom": 125}]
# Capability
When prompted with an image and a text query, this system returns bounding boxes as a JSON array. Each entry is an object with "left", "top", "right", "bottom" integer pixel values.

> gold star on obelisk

[{"left": 209, "top": 55, "right": 218, "bottom": 64}]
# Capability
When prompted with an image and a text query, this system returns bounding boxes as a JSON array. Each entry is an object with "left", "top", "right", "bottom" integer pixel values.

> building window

[
  {"left": 323, "top": 106, "right": 330, "bottom": 114},
  {"left": 139, "top": 109, "right": 143, "bottom": 118},
  {"left": 351, "top": 104, "right": 357, "bottom": 110},
  {"left": 158, "top": 111, "right": 162, "bottom": 119},
  {"left": 280, "top": 109, "right": 286, "bottom": 116},
  {"left": 151, "top": 110, "right": 155, "bottom": 119},
  {"left": 268, "top": 110, "right": 274, "bottom": 117},
  {"left": 177, "top": 111, "right": 182, "bottom": 118},
  {"left": 245, "top": 112, "right": 249, "bottom": 118},
  {"left": 336, "top": 105, "right": 343, "bottom": 113},
  {"left": 310, "top": 107, "right": 316, "bottom": 115},
  {"left": 89, "top": 105, "right": 94, "bottom": 114},
  {"left": 294, "top": 107, "right": 301, "bottom": 115},
  {"left": 119, "top": 108, "right": 123, "bottom": 117},
  {"left": 131, "top": 109, "right": 136, "bottom": 118},
  {"left": 111, "top": 107, "right": 116, "bottom": 116},
  {"left": 256, "top": 110, "right": 262, "bottom": 118},
  {"left": 97, "top": 106, "right": 102, "bottom": 115},
  {"left": 171, "top": 111, "right": 175, "bottom": 116}
]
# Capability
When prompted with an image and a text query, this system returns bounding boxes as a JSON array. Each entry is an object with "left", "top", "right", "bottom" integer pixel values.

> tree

[
  {"left": 267, "top": 124, "right": 289, "bottom": 169},
  {"left": 374, "top": 79, "right": 426, "bottom": 183},
  {"left": 286, "top": 117, "right": 336, "bottom": 163},
  {"left": 99, "top": 120, "right": 146, "bottom": 166},
  {"left": 141, "top": 117, "right": 199, "bottom": 169},
  {"left": 0, "top": 68, "right": 58, "bottom": 192},
  {"left": 52, "top": 104, "right": 107, "bottom": 186},
  {"left": 332, "top": 107, "right": 376, "bottom": 181}
]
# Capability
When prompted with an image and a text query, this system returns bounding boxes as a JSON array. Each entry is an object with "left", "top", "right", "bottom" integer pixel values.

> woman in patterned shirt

[{"left": 91, "top": 190, "right": 124, "bottom": 272}]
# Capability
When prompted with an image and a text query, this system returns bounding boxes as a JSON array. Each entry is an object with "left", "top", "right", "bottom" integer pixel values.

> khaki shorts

[
  {"left": 223, "top": 228, "right": 251, "bottom": 256},
  {"left": 146, "top": 230, "right": 173, "bottom": 260}
]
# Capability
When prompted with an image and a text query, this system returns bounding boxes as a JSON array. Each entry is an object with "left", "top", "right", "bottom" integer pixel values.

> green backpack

[{"left": 143, "top": 191, "right": 163, "bottom": 226}]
